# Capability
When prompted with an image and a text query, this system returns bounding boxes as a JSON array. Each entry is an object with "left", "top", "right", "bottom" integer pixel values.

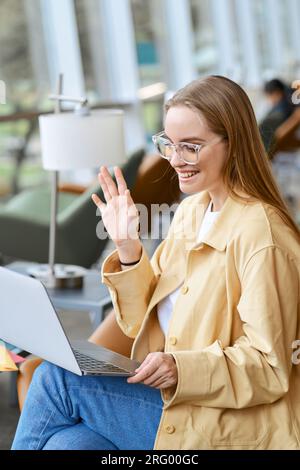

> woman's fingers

[
  {"left": 143, "top": 370, "right": 164, "bottom": 386},
  {"left": 134, "top": 354, "right": 152, "bottom": 373},
  {"left": 125, "top": 188, "right": 135, "bottom": 207},
  {"left": 114, "top": 166, "right": 127, "bottom": 195},
  {"left": 149, "top": 376, "right": 167, "bottom": 389},
  {"left": 127, "top": 357, "right": 158, "bottom": 384},
  {"left": 98, "top": 172, "right": 113, "bottom": 203},
  {"left": 97, "top": 166, "right": 129, "bottom": 201},
  {"left": 101, "top": 166, "right": 118, "bottom": 198},
  {"left": 91, "top": 193, "right": 105, "bottom": 210},
  {"left": 93, "top": 165, "right": 139, "bottom": 246}
]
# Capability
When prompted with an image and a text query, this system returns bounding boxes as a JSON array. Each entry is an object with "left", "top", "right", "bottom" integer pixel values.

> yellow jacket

[{"left": 101, "top": 191, "right": 300, "bottom": 450}]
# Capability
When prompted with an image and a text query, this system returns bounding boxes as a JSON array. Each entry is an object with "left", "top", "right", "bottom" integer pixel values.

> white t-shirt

[{"left": 157, "top": 200, "right": 220, "bottom": 336}]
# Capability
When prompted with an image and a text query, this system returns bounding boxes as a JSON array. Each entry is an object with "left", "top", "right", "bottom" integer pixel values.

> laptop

[{"left": 0, "top": 267, "right": 140, "bottom": 376}]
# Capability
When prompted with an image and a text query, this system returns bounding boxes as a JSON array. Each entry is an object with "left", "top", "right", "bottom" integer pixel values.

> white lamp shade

[{"left": 39, "top": 109, "right": 126, "bottom": 170}]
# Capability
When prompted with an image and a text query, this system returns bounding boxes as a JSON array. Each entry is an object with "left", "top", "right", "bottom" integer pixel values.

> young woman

[{"left": 12, "top": 76, "right": 300, "bottom": 450}]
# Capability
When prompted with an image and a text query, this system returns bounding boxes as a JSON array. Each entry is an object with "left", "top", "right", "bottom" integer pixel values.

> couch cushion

[{"left": 3, "top": 187, "right": 78, "bottom": 224}]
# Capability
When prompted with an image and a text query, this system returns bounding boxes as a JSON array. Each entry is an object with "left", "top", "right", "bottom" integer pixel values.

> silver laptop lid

[{"left": 0, "top": 267, "right": 81, "bottom": 375}]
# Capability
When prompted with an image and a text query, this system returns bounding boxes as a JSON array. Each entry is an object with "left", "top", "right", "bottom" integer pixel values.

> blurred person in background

[{"left": 259, "top": 78, "right": 296, "bottom": 153}]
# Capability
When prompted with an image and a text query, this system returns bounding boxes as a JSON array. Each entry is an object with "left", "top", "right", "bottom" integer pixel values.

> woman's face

[{"left": 164, "top": 105, "right": 229, "bottom": 195}]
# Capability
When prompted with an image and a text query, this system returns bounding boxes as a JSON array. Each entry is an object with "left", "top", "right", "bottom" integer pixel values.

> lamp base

[{"left": 27, "top": 264, "right": 87, "bottom": 289}]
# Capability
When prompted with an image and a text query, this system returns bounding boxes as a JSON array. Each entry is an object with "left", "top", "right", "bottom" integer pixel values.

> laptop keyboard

[{"left": 73, "top": 349, "right": 129, "bottom": 374}]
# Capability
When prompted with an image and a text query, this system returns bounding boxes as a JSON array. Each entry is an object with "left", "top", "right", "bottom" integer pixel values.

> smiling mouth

[{"left": 177, "top": 171, "right": 200, "bottom": 180}]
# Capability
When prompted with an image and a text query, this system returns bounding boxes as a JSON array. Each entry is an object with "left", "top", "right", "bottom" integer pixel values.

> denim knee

[
  {"left": 32, "top": 360, "right": 87, "bottom": 394},
  {"left": 31, "top": 360, "right": 66, "bottom": 391}
]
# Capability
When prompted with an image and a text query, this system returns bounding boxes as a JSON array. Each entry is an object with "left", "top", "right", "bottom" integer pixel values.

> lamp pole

[
  {"left": 45, "top": 74, "right": 88, "bottom": 286},
  {"left": 48, "top": 74, "right": 63, "bottom": 278}
]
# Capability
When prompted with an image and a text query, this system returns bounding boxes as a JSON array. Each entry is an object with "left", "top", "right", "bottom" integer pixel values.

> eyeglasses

[{"left": 152, "top": 131, "right": 223, "bottom": 165}]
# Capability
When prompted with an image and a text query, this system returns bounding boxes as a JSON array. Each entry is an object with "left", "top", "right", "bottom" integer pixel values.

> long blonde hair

[{"left": 165, "top": 75, "right": 300, "bottom": 242}]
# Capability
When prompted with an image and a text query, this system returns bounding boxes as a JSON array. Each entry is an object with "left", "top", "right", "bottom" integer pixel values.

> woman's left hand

[{"left": 127, "top": 352, "right": 178, "bottom": 389}]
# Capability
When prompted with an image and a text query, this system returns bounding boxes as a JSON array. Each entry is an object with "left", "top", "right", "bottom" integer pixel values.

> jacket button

[
  {"left": 180, "top": 285, "right": 189, "bottom": 294},
  {"left": 169, "top": 336, "right": 177, "bottom": 345},
  {"left": 165, "top": 424, "right": 175, "bottom": 434}
]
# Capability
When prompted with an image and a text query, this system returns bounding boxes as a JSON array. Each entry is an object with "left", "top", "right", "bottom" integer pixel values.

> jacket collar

[{"left": 183, "top": 190, "right": 252, "bottom": 252}]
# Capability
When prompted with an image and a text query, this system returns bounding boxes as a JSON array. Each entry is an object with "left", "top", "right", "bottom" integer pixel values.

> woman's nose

[{"left": 169, "top": 147, "right": 182, "bottom": 166}]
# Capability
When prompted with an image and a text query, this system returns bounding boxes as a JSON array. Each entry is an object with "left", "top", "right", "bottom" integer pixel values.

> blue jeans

[{"left": 12, "top": 361, "right": 163, "bottom": 450}]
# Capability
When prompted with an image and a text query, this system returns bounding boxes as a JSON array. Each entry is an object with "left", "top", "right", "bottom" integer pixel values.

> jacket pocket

[{"left": 196, "top": 404, "right": 269, "bottom": 449}]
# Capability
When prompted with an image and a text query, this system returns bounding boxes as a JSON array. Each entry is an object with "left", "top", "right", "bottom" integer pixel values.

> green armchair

[{"left": 0, "top": 149, "right": 145, "bottom": 267}]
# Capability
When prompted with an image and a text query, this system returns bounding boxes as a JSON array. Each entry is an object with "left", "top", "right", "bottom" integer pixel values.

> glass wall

[
  {"left": 131, "top": 0, "right": 165, "bottom": 142},
  {"left": 0, "top": 0, "right": 50, "bottom": 113},
  {"left": 253, "top": 0, "right": 278, "bottom": 78},
  {"left": 0, "top": 0, "right": 50, "bottom": 193},
  {"left": 131, "top": 0, "right": 163, "bottom": 87},
  {"left": 74, "top": 0, "right": 109, "bottom": 104},
  {"left": 190, "top": 0, "right": 218, "bottom": 76}
]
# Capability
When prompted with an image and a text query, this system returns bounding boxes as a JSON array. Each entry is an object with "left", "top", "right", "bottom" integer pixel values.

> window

[
  {"left": 131, "top": 0, "right": 163, "bottom": 87},
  {"left": 190, "top": 0, "right": 218, "bottom": 75},
  {"left": 0, "top": 0, "right": 50, "bottom": 114},
  {"left": 131, "top": 0, "right": 165, "bottom": 143},
  {"left": 0, "top": 0, "right": 50, "bottom": 193},
  {"left": 74, "top": 0, "right": 108, "bottom": 103}
]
